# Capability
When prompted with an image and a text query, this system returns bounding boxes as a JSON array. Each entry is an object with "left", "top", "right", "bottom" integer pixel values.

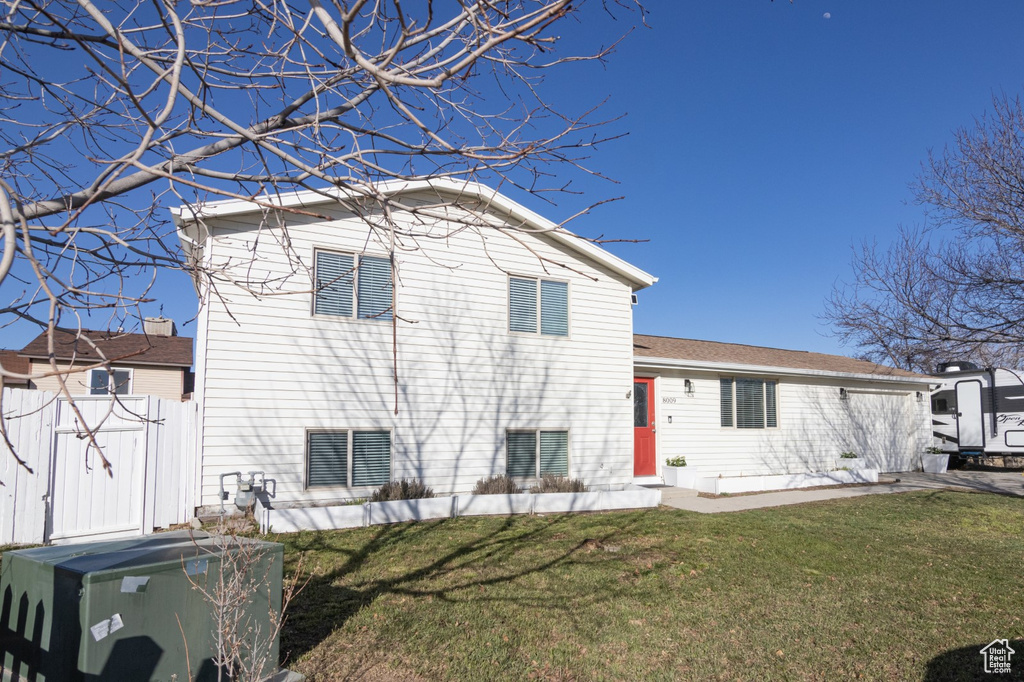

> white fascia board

[
  {"left": 634, "top": 355, "right": 935, "bottom": 386},
  {"left": 170, "top": 178, "right": 657, "bottom": 290}
]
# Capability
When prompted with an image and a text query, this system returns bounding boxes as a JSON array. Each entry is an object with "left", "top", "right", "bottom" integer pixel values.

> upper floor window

[
  {"left": 720, "top": 377, "right": 777, "bottom": 429},
  {"left": 314, "top": 250, "right": 393, "bottom": 321},
  {"left": 509, "top": 277, "right": 568, "bottom": 336},
  {"left": 89, "top": 368, "right": 132, "bottom": 395}
]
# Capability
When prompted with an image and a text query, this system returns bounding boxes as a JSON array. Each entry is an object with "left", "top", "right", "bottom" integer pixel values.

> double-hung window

[
  {"left": 306, "top": 430, "right": 392, "bottom": 488},
  {"left": 314, "top": 250, "right": 393, "bottom": 321},
  {"left": 509, "top": 277, "right": 568, "bottom": 336},
  {"left": 506, "top": 429, "right": 569, "bottom": 478},
  {"left": 89, "top": 368, "right": 132, "bottom": 395},
  {"left": 720, "top": 378, "right": 777, "bottom": 428}
]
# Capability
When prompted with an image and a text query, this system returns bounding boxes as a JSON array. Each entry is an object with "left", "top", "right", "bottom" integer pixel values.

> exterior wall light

[
  {"left": 839, "top": 387, "right": 848, "bottom": 401},
  {"left": 684, "top": 379, "right": 693, "bottom": 394}
]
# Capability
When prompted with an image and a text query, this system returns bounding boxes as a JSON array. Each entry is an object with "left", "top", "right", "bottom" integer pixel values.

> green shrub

[
  {"left": 926, "top": 446, "right": 944, "bottom": 454},
  {"left": 472, "top": 474, "right": 523, "bottom": 495},
  {"left": 665, "top": 456, "right": 687, "bottom": 467},
  {"left": 369, "top": 479, "right": 435, "bottom": 502},
  {"left": 529, "top": 474, "right": 588, "bottom": 494},
  {"left": 840, "top": 451, "right": 858, "bottom": 459}
]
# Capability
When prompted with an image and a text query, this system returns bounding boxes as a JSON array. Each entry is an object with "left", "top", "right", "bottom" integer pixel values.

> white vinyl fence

[{"left": 0, "top": 388, "right": 197, "bottom": 545}]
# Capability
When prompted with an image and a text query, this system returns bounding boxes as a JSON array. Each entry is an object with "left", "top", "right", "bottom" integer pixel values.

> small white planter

[
  {"left": 532, "top": 491, "right": 602, "bottom": 514},
  {"left": 600, "top": 485, "right": 661, "bottom": 510},
  {"left": 457, "top": 493, "right": 534, "bottom": 517},
  {"left": 368, "top": 497, "right": 455, "bottom": 525},
  {"left": 663, "top": 466, "right": 699, "bottom": 488},
  {"left": 260, "top": 502, "right": 366, "bottom": 533},
  {"left": 836, "top": 458, "right": 867, "bottom": 470},
  {"left": 922, "top": 453, "right": 949, "bottom": 474}
]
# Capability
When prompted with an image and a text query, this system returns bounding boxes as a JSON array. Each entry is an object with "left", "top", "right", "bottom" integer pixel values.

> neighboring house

[
  {"left": 173, "top": 180, "right": 657, "bottom": 511},
  {"left": 0, "top": 351, "right": 30, "bottom": 388},
  {"left": 18, "top": 320, "right": 194, "bottom": 401},
  {"left": 632, "top": 334, "right": 936, "bottom": 480}
]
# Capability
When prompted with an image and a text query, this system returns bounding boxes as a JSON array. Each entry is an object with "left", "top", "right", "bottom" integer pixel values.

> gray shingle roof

[
  {"left": 19, "top": 329, "right": 193, "bottom": 367},
  {"left": 634, "top": 334, "right": 927, "bottom": 379}
]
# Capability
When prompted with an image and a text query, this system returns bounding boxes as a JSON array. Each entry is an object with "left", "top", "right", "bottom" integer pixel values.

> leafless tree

[
  {"left": 826, "top": 94, "right": 1024, "bottom": 373},
  {"left": 0, "top": 0, "right": 645, "bottom": 472}
]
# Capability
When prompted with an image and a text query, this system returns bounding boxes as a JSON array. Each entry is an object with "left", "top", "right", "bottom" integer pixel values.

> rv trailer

[{"left": 931, "top": 362, "right": 1024, "bottom": 460}]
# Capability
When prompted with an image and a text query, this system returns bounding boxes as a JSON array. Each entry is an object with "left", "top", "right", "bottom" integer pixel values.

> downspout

[{"left": 988, "top": 367, "right": 998, "bottom": 439}]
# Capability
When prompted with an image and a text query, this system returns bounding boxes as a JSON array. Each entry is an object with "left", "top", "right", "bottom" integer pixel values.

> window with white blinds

[
  {"left": 509, "top": 276, "right": 568, "bottom": 337},
  {"left": 307, "top": 429, "right": 391, "bottom": 488},
  {"left": 314, "top": 250, "right": 392, "bottom": 321},
  {"left": 720, "top": 378, "right": 778, "bottom": 429},
  {"left": 506, "top": 429, "right": 570, "bottom": 478}
]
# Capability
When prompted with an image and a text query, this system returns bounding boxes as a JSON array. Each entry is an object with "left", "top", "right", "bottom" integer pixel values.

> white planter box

[
  {"left": 699, "top": 469, "right": 879, "bottom": 495},
  {"left": 922, "top": 453, "right": 949, "bottom": 474},
  {"left": 600, "top": 486, "right": 661, "bottom": 510},
  {"left": 836, "top": 458, "right": 867, "bottom": 469},
  {"left": 260, "top": 502, "right": 366, "bottom": 533},
  {"left": 663, "top": 466, "right": 699, "bottom": 488},
  {"left": 457, "top": 493, "right": 534, "bottom": 516},
  {"left": 368, "top": 497, "right": 455, "bottom": 525},
  {"left": 532, "top": 491, "right": 602, "bottom": 514}
]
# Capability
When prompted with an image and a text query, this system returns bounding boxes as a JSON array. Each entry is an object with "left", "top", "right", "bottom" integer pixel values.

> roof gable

[
  {"left": 171, "top": 179, "right": 656, "bottom": 291},
  {"left": 19, "top": 330, "right": 193, "bottom": 368}
]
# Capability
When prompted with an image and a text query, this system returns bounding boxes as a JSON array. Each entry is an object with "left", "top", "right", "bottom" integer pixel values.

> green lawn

[{"left": 280, "top": 491, "right": 1024, "bottom": 681}]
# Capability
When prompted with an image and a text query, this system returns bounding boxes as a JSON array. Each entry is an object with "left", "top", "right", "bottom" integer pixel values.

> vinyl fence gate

[{"left": 0, "top": 389, "right": 198, "bottom": 545}]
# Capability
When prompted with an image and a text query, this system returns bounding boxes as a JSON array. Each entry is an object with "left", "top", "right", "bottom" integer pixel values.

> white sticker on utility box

[{"left": 90, "top": 613, "right": 124, "bottom": 642}]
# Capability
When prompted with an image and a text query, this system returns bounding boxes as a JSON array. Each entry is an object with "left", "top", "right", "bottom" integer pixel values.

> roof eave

[
  {"left": 20, "top": 354, "right": 192, "bottom": 368},
  {"left": 633, "top": 355, "right": 934, "bottom": 384},
  {"left": 170, "top": 179, "right": 657, "bottom": 291}
]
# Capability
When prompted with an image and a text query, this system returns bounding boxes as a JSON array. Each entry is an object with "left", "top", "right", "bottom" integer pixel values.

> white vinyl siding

[
  {"left": 314, "top": 250, "right": 392, "bottom": 321},
  {"left": 307, "top": 430, "right": 391, "bottom": 489},
  {"left": 509, "top": 276, "right": 568, "bottom": 337},
  {"left": 193, "top": 195, "right": 636, "bottom": 507},
  {"left": 507, "top": 429, "right": 569, "bottom": 478},
  {"left": 720, "top": 378, "right": 777, "bottom": 429},
  {"left": 654, "top": 371, "right": 933, "bottom": 476}
]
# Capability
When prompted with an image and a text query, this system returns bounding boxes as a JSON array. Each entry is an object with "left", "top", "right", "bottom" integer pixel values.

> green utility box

[{"left": 0, "top": 531, "right": 284, "bottom": 681}]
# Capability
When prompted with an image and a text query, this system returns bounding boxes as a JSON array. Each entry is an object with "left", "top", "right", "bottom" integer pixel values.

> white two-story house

[{"left": 173, "top": 180, "right": 656, "bottom": 511}]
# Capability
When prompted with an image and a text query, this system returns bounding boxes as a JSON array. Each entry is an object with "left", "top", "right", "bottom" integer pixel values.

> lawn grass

[{"left": 279, "top": 491, "right": 1024, "bottom": 681}]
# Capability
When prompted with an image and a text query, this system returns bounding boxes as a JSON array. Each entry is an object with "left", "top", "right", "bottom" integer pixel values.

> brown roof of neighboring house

[
  {"left": 19, "top": 329, "right": 193, "bottom": 368},
  {"left": 633, "top": 334, "right": 927, "bottom": 379},
  {"left": 0, "top": 350, "right": 31, "bottom": 385}
]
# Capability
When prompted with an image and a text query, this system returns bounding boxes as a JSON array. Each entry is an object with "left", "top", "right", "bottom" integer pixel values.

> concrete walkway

[{"left": 657, "top": 470, "right": 1024, "bottom": 514}]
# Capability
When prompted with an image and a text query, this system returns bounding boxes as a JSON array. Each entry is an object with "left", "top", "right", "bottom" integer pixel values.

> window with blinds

[
  {"left": 507, "top": 429, "right": 570, "bottom": 478},
  {"left": 720, "top": 378, "right": 778, "bottom": 429},
  {"left": 314, "top": 250, "right": 392, "bottom": 321},
  {"left": 307, "top": 429, "right": 391, "bottom": 488},
  {"left": 509, "top": 276, "right": 568, "bottom": 336}
]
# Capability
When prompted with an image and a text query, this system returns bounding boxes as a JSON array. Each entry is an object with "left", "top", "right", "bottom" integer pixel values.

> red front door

[{"left": 633, "top": 377, "right": 656, "bottom": 475}]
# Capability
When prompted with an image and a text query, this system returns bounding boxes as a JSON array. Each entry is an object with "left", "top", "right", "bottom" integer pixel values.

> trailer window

[{"left": 931, "top": 392, "right": 954, "bottom": 414}]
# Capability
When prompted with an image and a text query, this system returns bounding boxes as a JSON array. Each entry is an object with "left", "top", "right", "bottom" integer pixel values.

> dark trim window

[
  {"left": 307, "top": 430, "right": 391, "bottom": 488},
  {"left": 506, "top": 429, "right": 569, "bottom": 478},
  {"left": 89, "top": 368, "right": 132, "bottom": 395},
  {"left": 314, "top": 250, "right": 393, "bottom": 321},
  {"left": 720, "top": 378, "right": 777, "bottom": 429},
  {"left": 509, "top": 276, "right": 568, "bottom": 336}
]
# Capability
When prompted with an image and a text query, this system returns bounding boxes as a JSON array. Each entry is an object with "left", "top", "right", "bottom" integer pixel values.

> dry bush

[
  {"left": 369, "top": 479, "right": 435, "bottom": 502},
  {"left": 529, "top": 475, "right": 588, "bottom": 494},
  {"left": 472, "top": 474, "right": 523, "bottom": 495}
]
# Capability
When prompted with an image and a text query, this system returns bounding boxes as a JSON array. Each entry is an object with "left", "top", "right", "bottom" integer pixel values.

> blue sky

[{"left": 3, "top": 1, "right": 1023, "bottom": 358}]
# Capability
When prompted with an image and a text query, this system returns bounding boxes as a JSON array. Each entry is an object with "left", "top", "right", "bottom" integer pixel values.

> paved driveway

[{"left": 659, "top": 469, "right": 1024, "bottom": 514}]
